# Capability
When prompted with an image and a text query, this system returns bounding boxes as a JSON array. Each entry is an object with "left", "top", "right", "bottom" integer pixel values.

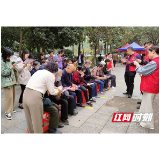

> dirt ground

[{"left": 104, "top": 96, "right": 141, "bottom": 113}]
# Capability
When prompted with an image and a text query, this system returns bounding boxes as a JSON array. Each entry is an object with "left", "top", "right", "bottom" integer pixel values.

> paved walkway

[{"left": 1, "top": 64, "right": 159, "bottom": 134}]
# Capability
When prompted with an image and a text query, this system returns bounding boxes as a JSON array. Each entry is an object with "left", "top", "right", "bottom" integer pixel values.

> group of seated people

[{"left": 28, "top": 56, "right": 116, "bottom": 133}]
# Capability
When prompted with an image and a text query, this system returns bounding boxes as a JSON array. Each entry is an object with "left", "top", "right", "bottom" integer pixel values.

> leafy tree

[{"left": 1, "top": 27, "right": 20, "bottom": 52}]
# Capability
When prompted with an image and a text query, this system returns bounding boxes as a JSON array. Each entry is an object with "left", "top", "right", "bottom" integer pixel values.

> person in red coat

[
  {"left": 134, "top": 46, "right": 159, "bottom": 130},
  {"left": 72, "top": 66, "right": 96, "bottom": 107}
]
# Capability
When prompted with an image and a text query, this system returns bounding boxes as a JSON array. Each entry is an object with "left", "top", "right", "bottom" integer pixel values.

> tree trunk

[
  {"left": 97, "top": 41, "right": 99, "bottom": 55},
  {"left": 78, "top": 43, "right": 81, "bottom": 55},
  {"left": 94, "top": 44, "right": 97, "bottom": 65},
  {"left": 104, "top": 42, "right": 106, "bottom": 55},
  {"left": 37, "top": 44, "right": 40, "bottom": 53},
  {"left": 110, "top": 44, "right": 112, "bottom": 53},
  {"left": 19, "top": 27, "right": 23, "bottom": 57},
  {"left": 106, "top": 43, "right": 108, "bottom": 54},
  {"left": 72, "top": 45, "right": 74, "bottom": 53},
  {"left": 42, "top": 46, "right": 45, "bottom": 53}
]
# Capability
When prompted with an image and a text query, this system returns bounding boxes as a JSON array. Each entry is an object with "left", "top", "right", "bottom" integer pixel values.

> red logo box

[{"left": 112, "top": 113, "right": 133, "bottom": 122}]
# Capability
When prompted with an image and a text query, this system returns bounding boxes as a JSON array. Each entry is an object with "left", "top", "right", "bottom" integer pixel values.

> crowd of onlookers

[{"left": 1, "top": 48, "right": 116, "bottom": 133}]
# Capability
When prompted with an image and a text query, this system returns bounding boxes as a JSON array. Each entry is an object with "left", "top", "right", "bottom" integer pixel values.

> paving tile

[
  {"left": 76, "top": 122, "right": 103, "bottom": 133},
  {"left": 86, "top": 113, "right": 111, "bottom": 127},
  {"left": 3, "top": 127, "right": 26, "bottom": 134},
  {"left": 1, "top": 119, "right": 22, "bottom": 129},
  {"left": 58, "top": 125, "right": 78, "bottom": 134},
  {"left": 100, "top": 121, "right": 129, "bottom": 134},
  {"left": 96, "top": 106, "right": 119, "bottom": 115},
  {"left": 127, "top": 122, "right": 149, "bottom": 134},
  {"left": 68, "top": 114, "right": 89, "bottom": 128}
]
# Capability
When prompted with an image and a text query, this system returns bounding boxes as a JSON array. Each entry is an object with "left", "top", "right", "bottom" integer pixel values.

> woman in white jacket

[{"left": 15, "top": 49, "right": 32, "bottom": 109}]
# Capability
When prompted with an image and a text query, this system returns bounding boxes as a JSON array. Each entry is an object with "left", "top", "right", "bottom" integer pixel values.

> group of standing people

[{"left": 123, "top": 41, "right": 159, "bottom": 129}]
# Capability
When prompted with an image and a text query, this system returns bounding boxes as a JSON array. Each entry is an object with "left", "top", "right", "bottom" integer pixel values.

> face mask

[
  {"left": 87, "top": 65, "right": 91, "bottom": 68},
  {"left": 36, "top": 66, "right": 40, "bottom": 70},
  {"left": 57, "top": 77, "right": 61, "bottom": 81}
]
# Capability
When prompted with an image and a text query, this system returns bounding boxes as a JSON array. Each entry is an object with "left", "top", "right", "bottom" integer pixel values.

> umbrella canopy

[
  {"left": 115, "top": 43, "right": 130, "bottom": 51},
  {"left": 119, "top": 42, "right": 145, "bottom": 51}
]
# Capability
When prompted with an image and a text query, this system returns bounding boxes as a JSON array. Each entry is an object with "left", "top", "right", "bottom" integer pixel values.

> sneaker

[
  {"left": 61, "top": 119, "right": 69, "bottom": 125},
  {"left": 5, "top": 113, "right": 12, "bottom": 120},
  {"left": 71, "top": 110, "right": 78, "bottom": 116},
  {"left": 92, "top": 97, "right": 96, "bottom": 100},
  {"left": 111, "top": 86, "right": 115, "bottom": 89},
  {"left": 58, "top": 123, "right": 64, "bottom": 128},
  {"left": 48, "top": 128, "right": 62, "bottom": 134},
  {"left": 12, "top": 110, "right": 16, "bottom": 113},
  {"left": 76, "top": 103, "right": 85, "bottom": 107},
  {"left": 5, "top": 110, "right": 16, "bottom": 114},
  {"left": 18, "top": 105, "right": 23, "bottom": 109},
  {"left": 90, "top": 98, "right": 96, "bottom": 102},
  {"left": 95, "top": 95, "right": 100, "bottom": 98},
  {"left": 86, "top": 102, "right": 93, "bottom": 107},
  {"left": 100, "top": 92, "right": 104, "bottom": 94}
]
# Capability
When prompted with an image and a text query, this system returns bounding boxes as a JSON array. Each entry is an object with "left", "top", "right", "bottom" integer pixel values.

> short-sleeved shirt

[{"left": 55, "top": 56, "right": 63, "bottom": 68}]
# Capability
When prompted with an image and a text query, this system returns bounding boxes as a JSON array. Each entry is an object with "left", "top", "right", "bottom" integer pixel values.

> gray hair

[
  {"left": 55, "top": 68, "right": 62, "bottom": 77},
  {"left": 127, "top": 46, "right": 134, "bottom": 51},
  {"left": 85, "top": 60, "right": 91, "bottom": 64}
]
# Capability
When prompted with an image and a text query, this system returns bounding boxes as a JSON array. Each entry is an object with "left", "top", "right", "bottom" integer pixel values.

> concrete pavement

[{"left": 1, "top": 64, "right": 159, "bottom": 134}]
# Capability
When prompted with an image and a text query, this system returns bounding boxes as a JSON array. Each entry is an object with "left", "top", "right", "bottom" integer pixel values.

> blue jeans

[
  {"left": 95, "top": 80, "right": 104, "bottom": 92},
  {"left": 91, "top": 82, "right": 97, "bottom": 97}
]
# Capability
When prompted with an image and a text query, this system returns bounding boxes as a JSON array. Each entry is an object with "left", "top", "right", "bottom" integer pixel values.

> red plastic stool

[
  {"left": 26, "top": 107, "right": 61, "bottom": 133},
  {"left": 81, "top": 91, "right": 86, "bottom": 105},
  {"left": 26, "top": 111, "right": 50, "bottom": 133},
  {"left": 95, "top": 82, "right": 100, "bottom": 92}
]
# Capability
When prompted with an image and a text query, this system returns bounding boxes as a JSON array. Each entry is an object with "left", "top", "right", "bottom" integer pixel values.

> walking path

[{"left": 1, "top": 64, "right": 159, "bottom": 133}]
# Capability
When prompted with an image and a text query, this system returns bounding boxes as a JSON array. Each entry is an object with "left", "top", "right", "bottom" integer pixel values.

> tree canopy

[{"left": 1, "top": 26, "right": 159, "bottom": 56}]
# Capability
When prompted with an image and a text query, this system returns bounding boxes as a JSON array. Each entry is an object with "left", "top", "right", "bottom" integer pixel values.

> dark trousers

[
  {"left": 78, "top": 63, "right": 82, "bottom": 66},
  {"left": 49, "top": 95, "right": 74, "bottom": 120},
  {"left": 124, "top": 71, "right": 136, "bottom": 95},
  {"left": 43, "top": 98, "right": 59, "bottom": 129},
  {"left": 113, "top": 60, "right": 117, "bottom": 67},
  {"left": 19, "top": 84, "right": 26, "bottom": 103},
  {"left": 79, "top": 85, "right": 92, "bottom": 102},
  {"left": 106, "top": 74, "right": 116, "bottom": 87},
  {"left": 68, "top": 89, "right": 83, "bottom": 108},
  {"left": 91, "top": 82, "right": 97, "bottom": 97},
  {"left": 102, "top": 79, "right": 109, "bottom": 89}
]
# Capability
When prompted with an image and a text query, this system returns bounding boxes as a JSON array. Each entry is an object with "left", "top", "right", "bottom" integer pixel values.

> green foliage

[
  {"left": 1, "top": 26, "right": 159, "bottom": 58},
  {"left": 64, "top": 49, "right": 74, "bottom": 59},
  {"left": 1, "top": 27, "right": 20, "bottom": 51}
]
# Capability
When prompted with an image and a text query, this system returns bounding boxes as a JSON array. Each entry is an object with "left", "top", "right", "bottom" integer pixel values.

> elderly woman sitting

[
  {"left": 92, "top": 64, "right": 110, "bottom": 93},
  {"left": 101, "top": 59, "right": 116, "bottom": 89}
]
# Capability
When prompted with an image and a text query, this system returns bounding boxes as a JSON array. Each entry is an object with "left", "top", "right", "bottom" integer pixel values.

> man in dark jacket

[
  {"left": 83, "top": 60, "right": 99, "bottom": 98},
  {"left": 77, "top": 51, "right": 84, "bottom": 66},
  {"left": 61, "top": 64, "right": 84, "bottom": 108}
]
